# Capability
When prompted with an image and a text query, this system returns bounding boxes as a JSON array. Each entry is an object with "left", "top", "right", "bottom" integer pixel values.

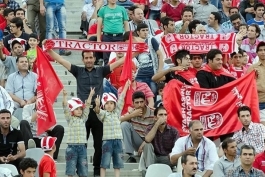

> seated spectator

[
  {"left": 0, "top": 109, "right": 26, "bottom": 171},
  {"left": 140, "top": 106, "right": 179, "bottom": 171},
  {"left": 228, "top": 50, "right": 246, "bottom": 79},
  {"left": 0, "top": 3, "right": 7, "bottom": 32},
  {"left": 1, "top": 8, "right": 14, "bottom": 36},
  {"left": 14, "top": 158, "right": 38, "bottom": 177},
  {"left": 221, "top": 8, "right": 246, "bottom": 33},
  {"left": 239, "top": 0, "right": 257, "bottom": 22},
  {"left": 213, "top": 138, "right": 241, "bottom": 176},
  {"left": 226, "top": 145, "right": 265, "bottom": 176},
  {"left": 120, "top": 91, "right": 155, "bottom": 163},
  {"left": 20, "top": 91, "right": 64, "bottom": 159},
  {"left": 5, "top": 56, "right": 37, "bottom": 109},
  {"left": 130, "top": 0, "right": 145, "bottom": 11},
  {"left": 193, "top": 0, "right": 218, "bottom": 24},
  {"left": 168, "top": 154, "right": 201, "bottom": 177},
  {"left": 14, "top": 8, "right": 32, "bottom": 34},
  {"left": 253, "top": 145, "right": 265, "bottom": 173},
  {"left": 175, "top": 7, "right": 193, "bottom": 34},
  {"left": 190, "top": 54, "right": 204, "bottom": 70},
  {"left": 195, "top": 24, "right": 207, "bottom": 34},
  {"left": 188, "top": 19, "right": 201, "bottom": 34},
  {"left": 160, "top": 0, "right": 186, "bottom": 22},
  {"left": 247, "top": 3, "right": 264, "bottom": 25},
  {"left": 6, "top": 0, "right": 20, "bottom": 10},
  {"left": 3, "top": 17, "right": 30, "bottom": 52},
  {"left": 170, "top": 120, "right": 219, "bottom": 177},
  {"left": 154, "top": 82, "right": 165, "bottom": 107},
  {"left": 148, "top": 0, "right": 163, "bottom": 20},
  {"left": 205, "top": 12, "right": 225, "bottom": 34}
]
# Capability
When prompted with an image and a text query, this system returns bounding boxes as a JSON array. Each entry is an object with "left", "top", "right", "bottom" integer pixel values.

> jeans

[
  {"left": 148, "top": 10, "right": 160, "bottom": 20},
  {"left": 135, "top": 77, "right": 157, "bottom": 95},
  {"left": 65, "top": 145, "right": 88, "bottom": 176},
  {"left": 103, "top": 78, "right": 118, "bottom": 98}
]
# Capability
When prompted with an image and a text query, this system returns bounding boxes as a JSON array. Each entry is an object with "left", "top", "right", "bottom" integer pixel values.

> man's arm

[
  {"left": 124, "top": 21, "right": 129, "bottom": 32},
  {"left": 109, "top": 57, "right": 124, "bottom": 71},
  {"left": 43, "top": 173, "right": 50, "bottom": 177},
  {"left": 97, "top": 17, "right": 103, "bottom": 42},
  {"left": 152, "top": 67, "right": 183, "bottom": 82},
  {"left": 147, "top": 97, "right": 154, "bottom": 108},
  {"left": 156, "top": 49, "right": 164, "bottom": 72},
  {"left": 15, "top": 142, "right": 26, "bottom": 159},
  {"left": 203, "top": 142, "right": 219, "bottom": 177},
  {"left": 39, "top": 0, "right": 45, "bottom": 16},
  {"left": 23, "top": 20, "right": 33, "bottom": 34},
  {"left": 120, "top": 109, "right": 142, "bottom": 122},
  {"left": 1, "top": 87, "right": 14, "bottom": 114},
  {"left": 26, "top": 96, "right": 36, "bottom": 104},
  {"left": 145, "top": 121, "right": 160, "bottom": 143},
  {"left": 0, "top": 41, "right": 6, "bottom": 60},
  {"left": 22, "top": 104, "right": 35, "bottom": 122},
  {"left": 91, "top": 0, "right": 103, "bottom": 20},
  {"left": 203, "top": 170, "right": 213, "bottom": 177},
  {"left": 213, "top": 160, "right": 226, "bottom": 177}
]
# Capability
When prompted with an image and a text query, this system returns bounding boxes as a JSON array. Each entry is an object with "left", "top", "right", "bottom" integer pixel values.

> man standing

[
  {"left": 227, "top": 145, "right": 265, "bottom": 176},
  {"left": 43, "top": 40, "right": 125, "bottom": 177},
  {"left": 193, "top": 0, "right": 218, "bottom": 24},
  {"left": 160, "top": 0, "right": 186, "bottom": 22}
]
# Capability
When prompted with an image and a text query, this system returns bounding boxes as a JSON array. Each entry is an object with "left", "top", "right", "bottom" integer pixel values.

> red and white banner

[
  {"left": 163, "top": 71, "right": 259, "bottom": 137},
  {"left": 43, "top": 39, "right": 149, "bottom": 52},
  {"left": 161, "top": 33, "right": 237, "bottom": 57},
  {"left": 37, "top": 47, "right": 63, "bottom": 135}
]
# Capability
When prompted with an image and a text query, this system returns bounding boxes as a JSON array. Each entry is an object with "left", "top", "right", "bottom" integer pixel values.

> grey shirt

[
  {"left": 2, "top": 56, "right": 17, "bottom": 77},
  {"left": 193, "top": 3, "right": 218, "bottom": 23},
  {"left": 5, "top": 71, "right": 37, "bottom": 108},
  {"left": 212, "top": 155, "right": 241, "bottom": 177}
]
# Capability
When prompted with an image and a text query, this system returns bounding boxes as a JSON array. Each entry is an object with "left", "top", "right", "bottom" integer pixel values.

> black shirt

[
  {"left": 0, "top": 127, "right": 24, "bottom": 157},
  {"left": 70, "top": 65, "right": 111, "bottom": 103},
  {"left": 165, "top": 71, "right": 192, "bottom": 85},
  {"left": 196, "top": 70, "right": 235, "bottom": 88},
  {"left": 3, "top": 32, "right": 30, "bottom": 52}
]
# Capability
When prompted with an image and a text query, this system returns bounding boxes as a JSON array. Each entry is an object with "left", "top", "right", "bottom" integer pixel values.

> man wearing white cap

[{"left": 39, "top": 136, "right": 57, "bottom": 177}]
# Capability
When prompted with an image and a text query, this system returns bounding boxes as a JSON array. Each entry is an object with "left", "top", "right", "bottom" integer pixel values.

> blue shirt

[
  {"left": 247, "top": 18, "right": 264, "bottom": 25},
  {"left": 205, "top": 25, "right": 225, "bottom": 34},
  {"left": 45, "top": 0, "right": 64, "bottom": 4}
]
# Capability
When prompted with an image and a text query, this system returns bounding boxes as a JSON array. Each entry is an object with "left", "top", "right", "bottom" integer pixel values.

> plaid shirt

[
  {"left": 175, "top": 21, "right": 190, "bottom": 34},
  {"left": 63, "top": 102, "right": 90, "bottom": 144},
  {"left": 7, "top": 0, "right": 20, "bottom": 10},
  {"left": 97, "top": 93, "right": 125, "bottom": 140},
  {"left": 232, "top": 122, "right": 265, "bottom": 154},
  {"left": 226, "top": 165, "right": 265, "bottom": 177}
]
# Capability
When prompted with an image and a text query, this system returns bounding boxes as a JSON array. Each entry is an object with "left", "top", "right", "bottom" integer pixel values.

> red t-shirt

[
  {"left": 229, "top": 65, "right": 246, "bottom": 79},
  {"left": 131, "top": 0, "right": 145, "bottom": 4},
  {"left": 161, "top": 3, "right": 186, "bottom": 21},
  {"left": 88, "top": 23, "right": 97, "bottom": 35},
  {"left": 253, "top": 152, "right": 265, "bottom": 173},
  {"left": 39, "top": 154, "right": 57, "bottom": 177}
]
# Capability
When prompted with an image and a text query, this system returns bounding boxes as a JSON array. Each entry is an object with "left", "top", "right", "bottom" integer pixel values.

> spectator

[
  {"left": 97, "top": 0, "right": 129, "bottom": 65},
  {"left": 148, "top": 0, "right": 163, "bottom": 20},
  {"left": 160, "top": 0, "right": 186, "bottom": 22},
  {"left": 205, "top": 12, "right": 225, "bottom": 34},
  {"left": 219, "top": 0, "right": 232, "bottom": 24},
  {"left": 221, "top": 8, "right": 245, "bottom": 33},
  {"left": 253, "top": 143, "right": 265, "bottom": 173},
  {"left": 247, "top": 42, "right": 265, "bottom": 125},
  {"left": 128, "top": 5, "right": 137, "bottom": 21},
  {"left": 39, "top": 136, "right": 57, "bottom": 177},
  {"left": 190, "top": 54, "right": 204, "bottom": 70},
  {"left": 0, "top": 3, "right": 7, "bottom": 32},
  {"left": 226, "top": 145, "right": 265, "bottom": 176},
  {"left": 154, "top": 82, "right": 165, "bottom": 107},
  {"left": 0, "top": 109, "right": 26, "bottom": 171},
  {"left": 140, "top": 106, "right": 179, "bottom": 171},
  {"left": 239, "top": 0, "right": 258, "bottom": 21},
  {"left": 14, "top": 8, "right": 32, "bottom": 34},
  {"left": 175, "top": 7, "right": 193, "bottom": 34},
  {"left": 170, "top": 120, "right": 219, "bottom": 177},
  {"left": 188, "top": 19, "right": 201, "bottom": 34},
  {"left": 229, "top": 50, "right": 246, "bottom": 79},
  {"left": 120, "top": 91, "right": 155, "bottom": 163},
  {"left": 168, "top": 154, "right": 201, "bottom": 177},
  {"left": 213, "top": 138, "right": 241, "bottom": 176},
  {"left": 2, "top": 8, "right": 14, "bottom": 36},
  {"left": 258, "top": 13, "right": 265, "bottom": 41},
  {"left": 195, "top": 24, "right": 207, "bottom": 34},
  {"left": 14, "top": 158, "right": 38, "bottom": 177},
  {"left": 193, "top": 0, "right": 218, "bottom": 24},
  {"left": 3, "top": 17, "right": 30, "bottom": 52},
  {"left": 27, "top": 33, "right": 39, "bottom": 71},
  {"left": 247, "top": 3, "right": 265, "bottom": 25},
  {"left": 20, "top": 91, "right": 64, "bottom": 159},
  {"left": 6, "top": 0, "right": 20, "bottom": 10}
]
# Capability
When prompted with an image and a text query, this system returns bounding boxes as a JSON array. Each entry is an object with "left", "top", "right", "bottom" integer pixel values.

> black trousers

[
  {"left": 86, "top": 108, "right": 103, "bottom": 175},
  {"left": 80, "top": 20, "right": 89, "bottom": 33},
  {"left": 19, "top": 120, "right": 64, "bottom": 159}
]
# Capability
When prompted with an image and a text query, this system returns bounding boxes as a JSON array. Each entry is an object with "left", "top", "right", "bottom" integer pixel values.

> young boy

[
  {"left": 229, "top": 50, "right": 246, "bottom": 79},
  {"left": 39, "top": 136, "right": 57, "bottom": 177},
  {"left": 14, "top": 158, "right": 38, "bottom": 177},
  {"left": 62, "top": 87, "right": 95, "bottom": 177},
  {"left": 94, "top": 80, "right": 130, "bottom": 177},
  {"left": 27, "top": 33, "right": 39, "bottom": 71},
  {"left": 154, "top": 82, "right": 165, "bottom": 108}
]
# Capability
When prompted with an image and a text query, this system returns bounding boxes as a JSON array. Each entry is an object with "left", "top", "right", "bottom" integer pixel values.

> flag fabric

[
  {"left": 163, "top": 71, "right": 260, "bottom": 137},
  {"left": 36, "top": 47, "right": 63, "bottom": 135},
  {"left": 120, "top": 31, "right": 133, "bottom": 114}
]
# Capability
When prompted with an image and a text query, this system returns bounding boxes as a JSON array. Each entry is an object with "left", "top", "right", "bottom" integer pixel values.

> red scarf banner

[
  {"left": 201, "top": 64, "right": 235, "bottom": 77},
  {"left": 36, "top": 47, "right": 63, "bottom": 135},
  {"left": 176, "top": 68, "right": 200, "bottom": 87},
  {"left": 163, "top": 71, "right": 259, "bottom": 137},
  {"left": 43, "top": 39, "right": 149, "bottom": 52},
  {"left": 161, "top": 33, "right": 237, "bottom": 57}
]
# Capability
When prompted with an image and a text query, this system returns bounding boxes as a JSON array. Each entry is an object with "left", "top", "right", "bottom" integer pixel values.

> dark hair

[
  {"left": 128, "top": 5, "right": 138, "bottom": 11},
  {"left": 257, "top": 41, "right": 265, "bottom": 52},
  {"left": 230, "top": 50, "right": 242, "bottom": 58},
  {"left": 157, "top": 82, "right": 166, "bottom": 91},
  {"left": 222, "top": 138, "right": 236, "bottom": 150},
  {"left": 132, "top": 7, "right": 143, "bottom": 14},
  {"left": 206, "top": 49, "right": 222, "bottom": 62},
  {"left": 188, "top": 120, "right": 202, "bottom": 129},
  {"left": 181, "top": 154, "right": 196, "bottom": 164},
  {"left": 237, "top": 106, "right": 251, "bottom": 117},
  {"left": 238, "top": 48, "right": 244, "bottom": 56},
  {"left": 248, "top": 24, "right": 261, "bottom": 38},
  {"left": 188, "top": 20, "right": 201, "bottom": 34},
  {"left": 254, "top": 2, "right": 265, "bottom": 11},
  {"left": 175, "top": 49, "right": 190, "bottom": 66},
  {"left": 211, "top": 12, "right": 221, "bottom": 24},
  {"left": 239, "top": 23, "right": 248, "bottom": 29},
  {"left": 136, "top": 23, "right": 148, "bottom": 32},
  {"left": 3, "top": 8, "right": 13, "bottom": 17},
  {"left": 240, "top": 144, "right": 256, "bottom": 155},
  {"left": 123, "top": 31, "right": 137, "bottom": 41},
  {"left": 132, "top": 91, "right": 146, "bottom": 101},
  {"left": 81, "top": 50, "right": 96, "bottom": 59},
  {"left": 0, "top": 109, "right": 11, "bottom": 117},
  {"left": 161, "top": 16, "right": 174, "bottom": 30},
  {"left": 10, "top": 17, "right": 23, "bottom": 31},
  {"left": 230, "top": 13, "right": 241, "bottom": 22},
  {"left": 19, "top": 158, "right": 38, "bottom": 171},
  {"left": 16, "top": 56, "right": 27, "bottom": 63},
  {"left": 181, "top": 7, "right": 193, "bottom": 16},
  {"left": 15, "top": 8, "right": 25, "bottom": 16},
  {"left": 229, "top": 7, "right": 239, "bottom": 14},
  {"left": 154, "top": 106, "right": 166, "bottom": 116},
  {"left": 29, "top": 33, "right": 39, "bottom": 40}
]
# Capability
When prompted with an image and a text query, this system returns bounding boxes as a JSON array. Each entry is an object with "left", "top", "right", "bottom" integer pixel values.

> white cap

[
  {"left": 101, "top": 93, "right": 117, "bottom": 107},
  {"left": 67, "top": 97, "right": 85, "bottom": 111}
]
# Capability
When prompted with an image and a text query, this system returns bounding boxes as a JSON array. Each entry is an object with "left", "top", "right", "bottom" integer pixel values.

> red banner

[
  {"left": 163, "top": 71, "right": 259, "bottom": 137},
  {"left": 161, "top": 33, "right": 236, "bottom": 57},
  {"left": 36, "top": 47, "right": 63, "bottom": 135},
  {"left": 43, "top": 39, "right": 149, "bottom": 52}
]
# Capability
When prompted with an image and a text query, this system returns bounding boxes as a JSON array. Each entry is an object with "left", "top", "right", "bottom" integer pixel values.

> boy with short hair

[
  {"left": 2, "top": 8, "right": 14, "bottom": 36},
  {"left": 39, "top": 136, "right": 57, "bottom": 177},
  {"left": 26, "top": 33, "right": 39, "bottom": 71},
  {"left": 14, "top": 157, "right": 38, "bottom": 177},
  {"left": 154, "top": 82, "right": 165, "bottom": 108}
]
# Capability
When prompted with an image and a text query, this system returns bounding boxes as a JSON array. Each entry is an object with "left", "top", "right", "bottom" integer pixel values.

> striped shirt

[
  {"left": 130, "top": 106, "right": 155, "bottom": 137},
  {"left": 226, "top": 166, "right": 265, "bottom": 177},
  {"left": 0, "top": 86, "right": 14, "bottom": 114},
  {"left": 128, "top": 20, "right": 156, "bottom": 36},
  {"left": 240, "top": 38, "right": 260, "bottom": 64},
  {"left": 170, "top": 135, "right": 219, "bottom": 171},
  {"left": 232, "top": 122, "right": 265, "bottom": 154},
  {"left": 97, "top": 93, "right": 125, "bottom": 140},
  {"left": 63, "top": 102, "right": 90, "bottom": 144}
]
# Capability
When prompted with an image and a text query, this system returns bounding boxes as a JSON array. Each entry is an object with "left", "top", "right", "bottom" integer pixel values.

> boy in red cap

[{"left": 39, "top": 136, "right": 57, "bottom": 177}]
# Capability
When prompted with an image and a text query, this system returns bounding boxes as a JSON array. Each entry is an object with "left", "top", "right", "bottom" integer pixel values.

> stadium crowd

[{"left": 0, "top": 0, "right": 265, "bottom": 177}]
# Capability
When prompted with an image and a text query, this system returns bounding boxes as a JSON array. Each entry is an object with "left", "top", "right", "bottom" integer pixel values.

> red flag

[
  {"left": 36, "top": 47, "right": 63, "bottom": 135},
  {"left": 163, "top": 71, "right": 259, "bottom": 137},
  {"left": 120, "top": 31, "right": 133, "bottom": 114}
]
